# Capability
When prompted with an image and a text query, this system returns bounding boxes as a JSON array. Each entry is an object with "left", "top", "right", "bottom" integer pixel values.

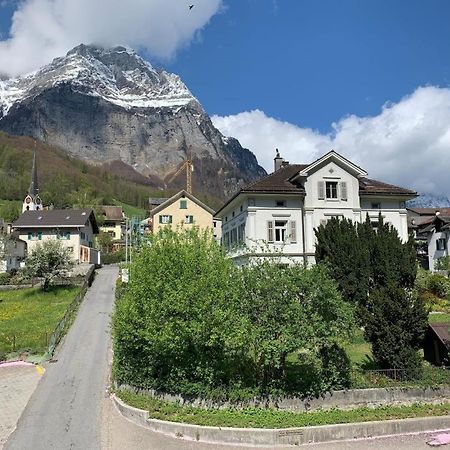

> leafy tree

[
  {"left": 237, "top": 261, "right": 354, "bottom": 391},
  {"left": 113, "top": 228, "right": 247, "bottom": 393},
  {"left": 97, "top": 231, "right": 114, "bottom": 253},
  {"left": 25, "top": 240, "right": 74, "bottom": 291}
]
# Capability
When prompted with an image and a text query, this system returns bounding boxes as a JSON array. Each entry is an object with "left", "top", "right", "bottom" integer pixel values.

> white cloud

[
  {"left": 212, "top": 86, "right": 450, "bottom": 196},
  {"left": 0, "top": 0, "right": 223, "bottom": 77}
]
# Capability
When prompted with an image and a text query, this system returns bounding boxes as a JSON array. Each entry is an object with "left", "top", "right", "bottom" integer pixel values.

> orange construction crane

[{"left": 167, "top": 159, "right": 194, "bottom": 194}]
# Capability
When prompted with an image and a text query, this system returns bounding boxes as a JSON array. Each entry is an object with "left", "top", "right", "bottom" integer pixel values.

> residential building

[
  {"left": 415, "top": 213, "right": 450, "bottom": 272},
  {"left": 99, "top": 206, "right": 125, "bottom": 248},
  {"left": 0, "top": 234, "right": 26, "bottom": 273},
  {"left": 215, "top": 150, "right": 416, "bottom": 266},
  {"left": 12, "top": 209, "right": 100, "bottom": 265},
  {"left": 150, "top": 190, "right": 215, "bottom": 234}
]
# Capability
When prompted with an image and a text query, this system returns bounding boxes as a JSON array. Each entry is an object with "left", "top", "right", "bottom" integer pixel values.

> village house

[
  {"left": 215, "top": 150, "right": 417, "bottom": 266},
  {"left": 0, "top": 233, "right": 26, "bottom": 273},
  {"left": 99, "top": 206, "right": 125, "bottom": 249},
  {"left": 149, "top": 190, "right": 216, "bottom": 235},
  {"left": 12, "top": 209, "right": 100, "bottom": 265},
  {"left": 408, "top": 208, "right": 450, "bottom": 272}
]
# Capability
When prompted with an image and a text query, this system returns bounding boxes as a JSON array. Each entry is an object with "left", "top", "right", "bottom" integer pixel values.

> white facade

[
  {"left": 0, "top": 237, "right": 26, "bottom": 273},
  {"left": 217, "top": 151, "right": 414, "bottom": 266}
]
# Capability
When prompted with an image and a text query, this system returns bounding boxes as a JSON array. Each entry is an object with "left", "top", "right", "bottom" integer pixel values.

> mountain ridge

[{"left": 0, "top": 44, "right": 266, "bottom": 200}]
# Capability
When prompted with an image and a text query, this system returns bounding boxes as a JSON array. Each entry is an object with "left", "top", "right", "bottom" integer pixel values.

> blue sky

[
  {"left": 1, "top": 0, "right": 450, "bottom": 194},
  {"left": 166, "top": 0, "right": 450, "bottom": 132}
]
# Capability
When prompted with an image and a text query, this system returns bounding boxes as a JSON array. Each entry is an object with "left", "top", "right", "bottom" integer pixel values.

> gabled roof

[
  {"left": 428, "top": 323, "right": 450, "bottom": 347},
  {"left": 214, "top": 165, "right": 307, "bottom": 217},
  {"left": 408, "top": 207, "right": 450, "bottom": 216},
  {"left": 13, "top": 209, "right": 99, "bottom": 233},
  {"left": 358, "top": 177, "right": 417, "bottom": 197},
  {"left": 101, "top": 206, "right": 124, "bottom": 221},
  {"left": 215, "top": 152, "right": 416, "bottom": 217},
  {"left": 297, "top": 150, "right": 368, "bottom": 178},
  {"left": 420, "top": 215, "right": 450, "bottom": 234},
  {"left": 150, "top": 190, "right": 215, "bottom": 217}
]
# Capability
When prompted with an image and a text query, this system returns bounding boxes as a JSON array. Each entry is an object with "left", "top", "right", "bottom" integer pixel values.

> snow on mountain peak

[{"left": 0, "top": 44, "right": 195, "bottom": 116}]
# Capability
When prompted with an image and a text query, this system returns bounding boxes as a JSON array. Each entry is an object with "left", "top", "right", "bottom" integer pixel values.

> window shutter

[
  {"left": 290, "top": 221, "right": 297, "bottom": 243},
  {"left": 318, "top": 181, "right": 325, "bottom": 200},
  {"left": 169, "top": 215, "right": 173, "bottom": 224},
  {"left": 267, "top": 221, "right": 274, "bottom": 243},
  {"left": 340, "top": 181, "right": 348, "bottom": 201},
  {"left": 159, "top": 216, "right": 163, "bottom": 224}
]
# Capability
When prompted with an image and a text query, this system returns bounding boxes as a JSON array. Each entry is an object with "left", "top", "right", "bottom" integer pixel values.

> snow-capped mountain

[
  {"left": 0, "top": 44, "right": 266, "bottom": 199},
  {"left": 0, "top": 45, "right": 194, "bottom": 115},
  {"left": 407, "top": 193, "right": 450, "bottom": 208}
]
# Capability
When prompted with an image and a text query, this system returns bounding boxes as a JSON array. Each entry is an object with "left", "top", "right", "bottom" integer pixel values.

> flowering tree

[{"left": 25, "top": 240, "right": 74, "bottom": 290}]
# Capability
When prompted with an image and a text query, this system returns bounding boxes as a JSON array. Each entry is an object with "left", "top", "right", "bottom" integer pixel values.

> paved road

[{"left": 5, "top": 265, "right": 118, "bottom": 450}]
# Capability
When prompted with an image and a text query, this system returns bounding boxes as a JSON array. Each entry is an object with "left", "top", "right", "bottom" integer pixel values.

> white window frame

[
  {"left": 274, "top": 220, "right": 288, "bottom": 243},
  {"left": 325, "top": 181, "right": 338, "bottom": 199}
]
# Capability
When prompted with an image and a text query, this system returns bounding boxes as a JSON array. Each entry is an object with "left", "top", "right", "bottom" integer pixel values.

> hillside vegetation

[{"left": 0, "top": 132, "right": 221, "bottom": 220}]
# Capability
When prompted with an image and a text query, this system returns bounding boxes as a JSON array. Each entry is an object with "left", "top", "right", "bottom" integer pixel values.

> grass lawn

[
  {"left": 429, "top": 313, "right": 450, "bottom": 324},
  {"left": 0, "top": 285, "right": 80, "bottom": 354},
  {"left": 117, "top": 390, "right": 450, "bottom": 429},
  {"left": 344, "top": 329, "right": 373, "bottom": 368},
  {"left": 112, "top": 199, "right": 147, "bottom": 219}
]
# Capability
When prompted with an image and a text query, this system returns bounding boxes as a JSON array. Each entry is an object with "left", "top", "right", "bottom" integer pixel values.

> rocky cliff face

[{"left": 0, "top": 44, "right": 266, "bottom": 199}]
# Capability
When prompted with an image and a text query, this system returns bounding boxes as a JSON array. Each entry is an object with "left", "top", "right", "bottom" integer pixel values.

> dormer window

[{"left": 326, "top": 181, "right": 338, "bottom": 199}]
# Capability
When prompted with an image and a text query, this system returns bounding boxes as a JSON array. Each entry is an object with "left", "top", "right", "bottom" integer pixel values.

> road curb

[{"left": 111, "top": 394, "right": 450, "bottom": 447}]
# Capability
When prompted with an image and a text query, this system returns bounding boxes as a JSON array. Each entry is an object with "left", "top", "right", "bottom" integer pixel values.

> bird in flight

[{"left": 189, "top": 4, "right": 194, "bottom": 10}]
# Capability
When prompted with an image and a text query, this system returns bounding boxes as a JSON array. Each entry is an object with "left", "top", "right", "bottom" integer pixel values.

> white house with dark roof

[
  {"left": 12, "top": 209, "right": 100, "bottom": 265},
  {"left": 215, "top": 150, "right": 417, "bottom": 266}
]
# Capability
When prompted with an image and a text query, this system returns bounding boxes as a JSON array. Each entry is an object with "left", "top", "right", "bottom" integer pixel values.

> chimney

[{"left": 274, "top": 148, "right": 284, "bottom": 172}]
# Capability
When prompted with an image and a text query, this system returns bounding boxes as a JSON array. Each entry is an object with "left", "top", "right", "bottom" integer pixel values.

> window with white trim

[
  {"left": 159, "top": 215, "right": 172, "bottom": 224},
  {"left": 274, "top": 220, "right": 288, "bottom": 243},
  {"left": 185, "top": 215, "right": 194, "bottom": 224},
  {"left": 325, "top": 181, "right": 338, "bottom": 199}
]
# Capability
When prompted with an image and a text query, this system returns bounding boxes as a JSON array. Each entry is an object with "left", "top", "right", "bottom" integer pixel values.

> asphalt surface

[{"left": 5, "top": 265, "right": 118, "bottom": 450}]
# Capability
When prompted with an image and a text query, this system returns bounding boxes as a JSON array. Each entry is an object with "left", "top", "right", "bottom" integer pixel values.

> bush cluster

[
  {"left": 102, "top": 249, "right": 125, "bottom": 265},
  {"left": 113, "top": 228, "right": 354, "bottom": 399},
  {"left": 0, "top": 272, "right": 11, "bottom": 285}
]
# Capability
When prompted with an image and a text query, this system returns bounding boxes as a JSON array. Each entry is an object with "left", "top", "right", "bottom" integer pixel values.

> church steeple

[
  {"left": 23, "top": 142, "right": 42, "bottom": 212},
  {"left": 29, "top": 146, "right": 39, "bottom": 197}
]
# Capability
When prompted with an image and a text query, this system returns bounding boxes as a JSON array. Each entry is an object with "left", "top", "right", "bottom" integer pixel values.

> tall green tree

[
  {"left": 363, "top": 286, "right": 428, "bottom": 376},
  {"left": 315, "top": 217, "right": 371, "bottom": 307},
  {"left": 315, "top": 214, "right": 427, "bottom": 377}
]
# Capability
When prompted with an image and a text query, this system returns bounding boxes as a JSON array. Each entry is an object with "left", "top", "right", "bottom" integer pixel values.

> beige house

[
  {"left": 99, "top": 206, "right": 125, "bottom": 247},
  {"left": 12, "top": 209, "right": 100, "bottom": 265},
  {"left": 150, "top": 190, "right": 215, "bottom": 234}
]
